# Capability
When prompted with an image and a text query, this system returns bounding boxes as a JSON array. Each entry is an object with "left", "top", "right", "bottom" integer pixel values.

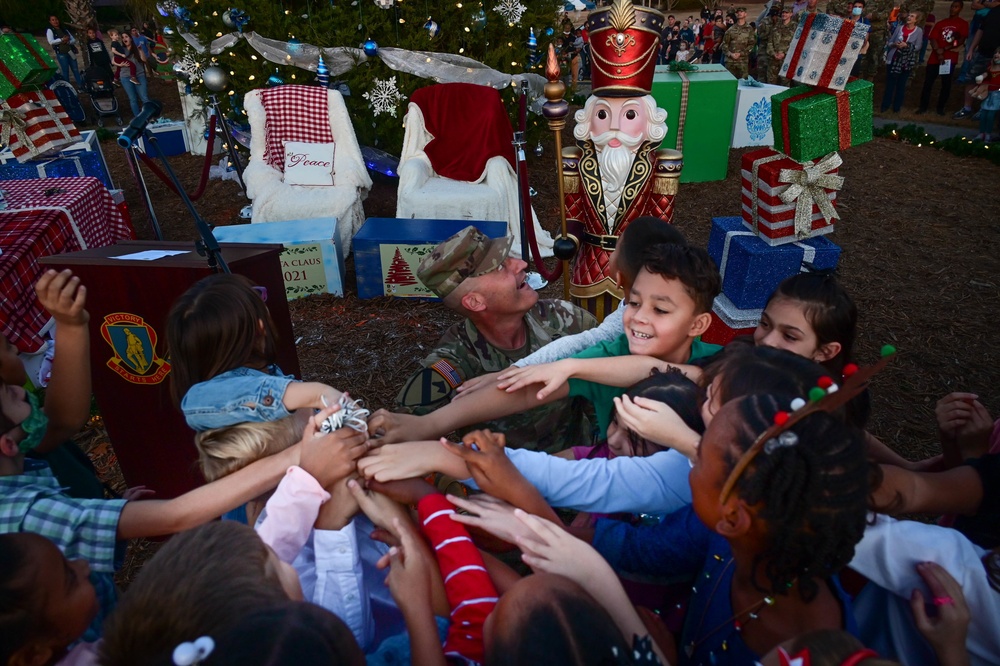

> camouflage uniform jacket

[
  {"left": 757, "top": 17, "right": 775, "bottom": 47},
  {"left": 825, "top": 0, "right": 851, "bottom": 17},
  {"left": 396, "top": 299, "right": 598, "bottom": 453},
  {"left": 768, "top": 18, "right": 798, "bottom": 57},
  {"left": 722, "top": 22, "right": 758, "bottom": 58},
  {"left": 867, "top": 0, "right": 895, "bottom": 27}
]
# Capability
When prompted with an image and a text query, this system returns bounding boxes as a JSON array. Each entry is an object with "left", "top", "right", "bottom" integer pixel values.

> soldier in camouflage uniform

[
  {"left": 757, "top": 7, "right": 779, "bottom": 81},
  {"left": 769, "top": 5, "right": 798, "bottom": 84},
  {"left": 395, "top": 226, "right": 597, "bottom": 453},
  {"left": 861, "top": 0, "right": 895, "bottom": 79},
  {"left": 722, "top": 7, "right": 758, "bottom": 78},
  {"left": 826, "top": 0, "right": 852, "bottom": 16}
]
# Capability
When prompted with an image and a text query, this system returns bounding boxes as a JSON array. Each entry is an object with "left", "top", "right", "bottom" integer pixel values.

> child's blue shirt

[{"left": 181, "top": 365, "right": 296, "bottom": 432}]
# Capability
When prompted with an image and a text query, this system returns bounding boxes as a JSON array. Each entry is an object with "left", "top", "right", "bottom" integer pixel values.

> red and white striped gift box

[
  {"left": 740, "top": 147, "right": 839, "bottom": 246},
  {"left": 3, "top": 90, "right": 80, "bottom": 163}
]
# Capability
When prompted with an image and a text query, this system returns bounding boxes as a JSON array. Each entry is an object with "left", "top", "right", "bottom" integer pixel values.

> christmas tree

[
  {"left": 385, "top": 247, "right": 419, "bottom": 287},
  {"left": 163, "top": 0, "right": 564, "bottom": 154}
]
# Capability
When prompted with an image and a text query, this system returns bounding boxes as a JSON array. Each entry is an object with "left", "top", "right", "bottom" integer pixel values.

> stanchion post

[{"left": 542, "top": 44, "right": 573, "bottom": 301}]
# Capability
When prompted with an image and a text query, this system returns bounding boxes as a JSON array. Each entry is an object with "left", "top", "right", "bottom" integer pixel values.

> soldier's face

[
  {"left": 473, "top": 257, "right": 538, "bottom": 314},
  {"left": 590, "top": 98, "right": 650, "bottom": 146}
]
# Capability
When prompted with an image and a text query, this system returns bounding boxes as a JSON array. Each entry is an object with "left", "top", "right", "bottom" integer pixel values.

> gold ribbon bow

[
  {"left": 777, "top": 152, "right": 844, "bottom": 238},
  {"left": 0, "top": 105, "right": 33, "bottom": 158}
]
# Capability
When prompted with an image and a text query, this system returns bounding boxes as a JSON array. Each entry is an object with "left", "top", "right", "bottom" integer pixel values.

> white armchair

[
  {"left": 244, "top": 85, "right": 372, "bottom": 255},
  {"left": 396, "top": 83, "right": 553, "bottom": 257}
]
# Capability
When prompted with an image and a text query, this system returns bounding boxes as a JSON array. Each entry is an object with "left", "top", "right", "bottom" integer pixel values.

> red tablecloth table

[{"left": 0, "top": 177, "right": 136, "bottom": 353}]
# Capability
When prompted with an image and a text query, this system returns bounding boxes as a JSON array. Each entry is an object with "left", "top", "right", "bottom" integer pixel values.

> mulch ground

[{"left": 85, "top": 72, "right": 1000, "bottom": 584}]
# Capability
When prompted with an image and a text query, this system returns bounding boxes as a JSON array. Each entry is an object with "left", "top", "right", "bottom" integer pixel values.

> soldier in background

[
  {"left": 722, "top": 6, "right": 757, "bottom": 77},
  {"left": 757, "top": 6, "right": 780, "bottom": 81},
  {"left": 769, "top": 5, "right": 798, "bottom": 84},
  {"left": 862, "top": 0, "right": 896, "bottom": 78},
  {"left": 395, "top": 226, "right": 596, "bottom": 454}
]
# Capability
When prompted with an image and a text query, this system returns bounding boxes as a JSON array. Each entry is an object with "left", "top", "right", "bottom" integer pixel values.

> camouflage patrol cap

[
  {"left": 417, "top": 226, "right": 514, "bottom": 299},
  {"left": 735, "top": 6, "right": 748, "bottom": 11}
]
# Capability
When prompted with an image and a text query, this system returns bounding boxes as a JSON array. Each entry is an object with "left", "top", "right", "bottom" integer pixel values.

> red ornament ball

[
  {"left": 817, "top": 376, "right": 834, "bottom": 389},
  {"left": 773, "top": 411, "right": 790, "bottom": 426},
  {"left": 842, "top": 363, "right": 859, "bottom": 377}
]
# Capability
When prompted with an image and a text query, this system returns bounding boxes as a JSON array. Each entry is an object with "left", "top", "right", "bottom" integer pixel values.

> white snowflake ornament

[
  {"left": 363, "top": 76, "right": 405, "bottom": 117},
  {"left": 494, "top": 0, "right": 527, "bottom": 26}
]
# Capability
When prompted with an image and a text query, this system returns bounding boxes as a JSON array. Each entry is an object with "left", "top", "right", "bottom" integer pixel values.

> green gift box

[
  {"left": 0, "top": 33, "right": 56, "bottom": 100},
  {"left": 770, "top": 79, "right": 873, "bottom": 163},
  {"left": 650, "top": 64, "right": 737, "bottom": 183}
]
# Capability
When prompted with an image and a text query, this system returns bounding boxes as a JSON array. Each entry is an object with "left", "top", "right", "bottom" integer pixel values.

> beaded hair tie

[{"left": 718, "top": 346, "right": 896, "bottom": 503}]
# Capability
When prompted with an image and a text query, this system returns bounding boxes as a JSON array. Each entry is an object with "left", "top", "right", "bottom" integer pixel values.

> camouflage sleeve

[
  {"left": 721, "top": 27, "right": 734, "bottom": 51},
  {"left": 395, "top": 331, "right": 477, "bottom": 415}
]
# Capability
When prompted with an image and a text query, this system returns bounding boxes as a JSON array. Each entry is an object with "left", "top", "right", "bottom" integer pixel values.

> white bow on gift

[{"left": 777, "top": 152, "right": 844, "bottom": 238}]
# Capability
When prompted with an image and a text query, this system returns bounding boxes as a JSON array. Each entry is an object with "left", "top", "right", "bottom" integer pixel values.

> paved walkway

[{"left": 872, "top": 116, "right": 976, "bottom": 141}]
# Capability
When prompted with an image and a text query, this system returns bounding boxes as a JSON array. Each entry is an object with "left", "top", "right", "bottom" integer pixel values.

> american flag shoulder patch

[{"left": 430, "top": 359, "right": 463, "bottom": 389}]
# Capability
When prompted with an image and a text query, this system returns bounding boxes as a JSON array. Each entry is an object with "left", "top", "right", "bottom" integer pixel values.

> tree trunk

[{"left": 63, "top": 0, "right": 97, "bottom": 33}]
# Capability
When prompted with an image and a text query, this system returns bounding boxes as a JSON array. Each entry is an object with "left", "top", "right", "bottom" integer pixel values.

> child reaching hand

[
  {"left": 107, "top": 28, "right": 139, "bottom": 84},
  {"left": 166, "top": 274, "right": 346, "bottom": 433}
]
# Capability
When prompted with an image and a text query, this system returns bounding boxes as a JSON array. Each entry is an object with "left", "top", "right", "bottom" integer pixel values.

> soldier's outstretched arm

[{"left": 368, "top": 382, "right": 570, "bottom": 444}]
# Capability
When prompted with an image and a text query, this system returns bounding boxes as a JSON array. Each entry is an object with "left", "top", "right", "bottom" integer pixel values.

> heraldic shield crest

[{"left": 100, "top": 312, "right": 171, "bottom": 385}]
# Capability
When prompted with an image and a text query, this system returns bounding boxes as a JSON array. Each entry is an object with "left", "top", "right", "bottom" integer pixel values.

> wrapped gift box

[
  {"left": 0, "top": 129, "right": 114, "bottom": 189},
  {"left": 0, "top": 33, "right": 57, "bottom": 100},
  {"left": 702, "top": 297, "right": 758, "bottom": 346},
  {"left": 136, "top": 120, "right": 191, "bottom": 157},
  {"left": 731, "top": 80, "right": 788, "bottom": 149},
  {"left": 354, "top": 218, "right": 507, "bottom": 300},
  {"left": 740, "top": 147, "right": 840, "bottom": 246},
  {"left": 707, "top": 216, "right": 841, "bottom": 310},
  {"left": 2, "top": 90, "right": 80, "bottom": 162},
  {"left": 771, "top": 79, "right": 873, "bottom": 163},
  {"left": 108, "top": 189, "right": 132, "bottom": 229},
  {"left": 651, "top": 65, "right": 737, "bottom": 183},
  {"left": 779, "top": 13, "right": 869, "bottom": 91},
  {"left": 212, "top": 217, "right": 345, "bottom": 299}
]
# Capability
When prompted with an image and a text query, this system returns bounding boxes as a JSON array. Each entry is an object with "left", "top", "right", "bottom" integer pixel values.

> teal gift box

[
  {"left": 770, "top": 79, "right": 873, "bottom": 163},
  {"left": 212, "top": 218, "right": 345, "bottom": 299},
  {"left": 650, "top": 64, "right": 737, "bottom": 183},
  {"left": 0, "top": 33, "right": 56, "bottom": 100}
]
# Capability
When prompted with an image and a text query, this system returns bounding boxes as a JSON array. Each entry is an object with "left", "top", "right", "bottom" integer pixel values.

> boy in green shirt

[{"left": 368, "top": 243, "right": 722, "bottom": 443}]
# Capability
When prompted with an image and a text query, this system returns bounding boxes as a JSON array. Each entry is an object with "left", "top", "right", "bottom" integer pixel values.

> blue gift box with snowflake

[
  {"left": 707, "top": 216, "right": 841, "bottom": 311},
  {"left": 778, "top": 13, "right": 869, "bottom": 91},
  {"left": 731, "top": 80, "right": 788, "bottom": 148}
]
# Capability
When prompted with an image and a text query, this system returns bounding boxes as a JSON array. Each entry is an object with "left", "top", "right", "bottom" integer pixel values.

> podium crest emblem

[{"left": 100, "top": 312, "right": 171, "bottom": 385}]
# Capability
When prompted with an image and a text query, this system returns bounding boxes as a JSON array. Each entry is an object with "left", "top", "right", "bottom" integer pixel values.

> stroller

[
  {"left": 83, "top": 65, "right": 123, "bottom": 127},
  {"left": 47, "top": 76, "right": 87, "bottom": 125}
]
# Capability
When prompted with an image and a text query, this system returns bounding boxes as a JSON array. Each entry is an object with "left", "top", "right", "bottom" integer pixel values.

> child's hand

[
  {"left": 123, "top": 485, "right": 155, "bottom": 501},
  {"left": 298, "top": 406, "right": 367, "bottom": 487},
  {"left": 366, "top": 409, "right": 424, "bottom": 444},
  {"left": 357, "top": 440, "right": 454, "bottom": 482},
  {"left": 347, "top": 479, "right": 412, "bottom": 536},
  {"left": 513, "top": 509, "right": 614, "bottom": 585},
  {"left": 448, "top": 494, "right": 540, "bottom": 546},
  {"left": 956, "top": 400, "right": 994, "bottom": 458},
  {"left": 441, "top": 430, "right": 518, "bottom": 496},
  {"left": 910, "top": 562, "right": 971, "bottom": 666},
  {"left": 315, "top": 476, "right": 360, "bottom": 531},
  {"left": 495, "top": 360, "right": 573, "bottom": 400},
  {"left": 451, "top": 370, "right": 502, "bottom": 402},
  {"left": 35, "top": 269, "right": 88, "bottom": 326},
  {"left": 378, "top": 517, "right": 435, "bottom": 614},
  {"left": 614, "top": 395, "right": 700, "bottom": 459}
]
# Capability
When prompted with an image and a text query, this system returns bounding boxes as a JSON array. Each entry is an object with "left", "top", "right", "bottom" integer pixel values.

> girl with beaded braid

[{"left": 592, "top": 393, "right": 872, "bottom": 665}]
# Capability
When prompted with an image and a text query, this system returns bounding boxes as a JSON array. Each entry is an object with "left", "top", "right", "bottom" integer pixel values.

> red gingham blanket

[{"left": 259, "top": 85, "right": 335, "bottom": 169}]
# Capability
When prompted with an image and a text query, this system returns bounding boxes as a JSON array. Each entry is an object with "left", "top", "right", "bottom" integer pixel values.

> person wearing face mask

[
  {"left": 919, "top": 0, "right": 969, "bottom": 114},
  {"left": 848, "top": 0, "right": 873, "bottom": 77}
]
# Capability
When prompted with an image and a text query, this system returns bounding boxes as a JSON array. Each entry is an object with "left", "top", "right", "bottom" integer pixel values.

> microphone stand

[
  {"left": 139, "top": 129, "right": 231, "bottom": 274},
  {"left": 121, "top": 141, "right": 164, "bottom": 241},
  {"left": 208, "top": 93, "right": 247, "bottom": 194}
]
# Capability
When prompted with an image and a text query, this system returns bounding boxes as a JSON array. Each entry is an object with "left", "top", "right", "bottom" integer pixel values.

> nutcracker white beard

[{"left": 592, "top": 130, "right": 643, "bottom": 221}]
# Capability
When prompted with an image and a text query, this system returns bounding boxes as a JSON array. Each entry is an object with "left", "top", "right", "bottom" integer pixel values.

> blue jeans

[
  {"left": 881, "top": 69, "right": 911, "bottom": 112},
  {"left": 119, "top": 74, "right": 150, "bottom": 117},
  {"left": 56, "top": 51, "right": 84, "bottom": 87},
  {"left": 979, "top": 109, "right": 997, "bottom": 136}
]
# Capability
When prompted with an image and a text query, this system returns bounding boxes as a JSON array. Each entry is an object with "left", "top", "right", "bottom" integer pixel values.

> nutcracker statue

[{"left": 561, "top": 0, "right": 683, "bottom": 320}]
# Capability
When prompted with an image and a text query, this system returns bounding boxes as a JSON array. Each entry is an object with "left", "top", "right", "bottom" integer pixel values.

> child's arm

[
  {"left": 512, "top": 306, "right": 624, "bottom": 368},
  {"left": 514, "top": 510, "right": 668, "bottom": 665},
  {"left": 358, "top": 439, "right": 470, "bottom": 482},
  {"left": 117, "top": 413, "right": 366, "bottom": 539},
  {"left": 870, "top": 463, "right": 984, "bottom": 516},
  {"left": 255, "top": 465, "right": 330, "bottom": 562},
  {"left": 910, "top": 562, "right": 972, "bottom": 666},
  {"left": 282, "top": 381, "right": 343, "bottom": 412},
  {"left": 495, "top": 355, "right": 700, "bottom": 401},
  {"left": 33, "top": 270, "right": 91, "bottom": 454}
]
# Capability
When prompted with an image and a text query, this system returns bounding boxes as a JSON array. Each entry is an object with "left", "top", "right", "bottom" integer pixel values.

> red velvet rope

[
  {"left": 136, "top": 113, "right": 218, "bottom": 201},
  {"left": 517, "top": 91, "right": 563, "bottom": 283}
]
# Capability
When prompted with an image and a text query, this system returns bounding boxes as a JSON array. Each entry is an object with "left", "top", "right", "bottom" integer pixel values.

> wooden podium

[{"left": 41, "top": 241, "right": 301, "bottom": 499}]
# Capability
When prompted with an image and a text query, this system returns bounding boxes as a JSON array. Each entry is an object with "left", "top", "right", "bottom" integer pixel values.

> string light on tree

[
  {"left": 494, "top": 0, "right": 526, "bottom": 26},
  {"left": 363, "top": 76, "right": 405, "bottom": 117}
]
